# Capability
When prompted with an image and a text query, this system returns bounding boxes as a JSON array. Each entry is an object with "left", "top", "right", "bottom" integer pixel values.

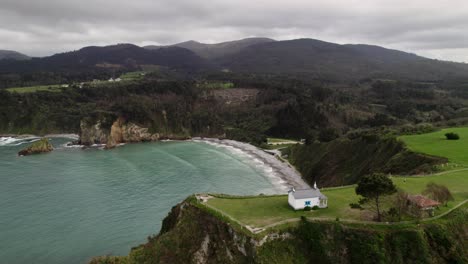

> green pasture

[
  {"left": 399, "top": 127, "right": 468, "bottom": 166},
  {"left": 6, "top": 84, "right": 64, "bottom": 93},
  {"left": 206, "top": 171, "right": 468, "bottom": 227},
  {"left": 197, "top": 81, "right": 234, "bottom": 89}
]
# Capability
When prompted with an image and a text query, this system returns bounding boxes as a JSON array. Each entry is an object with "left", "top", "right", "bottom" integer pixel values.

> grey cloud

[{"left": 0, "top": 0, "right": 467, "bottom": 62}]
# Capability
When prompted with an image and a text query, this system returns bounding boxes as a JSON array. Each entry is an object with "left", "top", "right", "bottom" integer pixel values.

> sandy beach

[{"left": 193, "top": 138, "right": 310, "bottom": 191}]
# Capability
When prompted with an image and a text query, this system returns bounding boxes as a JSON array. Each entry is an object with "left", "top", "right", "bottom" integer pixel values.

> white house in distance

[{"left": 288, "top": 182, "right": 328, "bottom": 210}]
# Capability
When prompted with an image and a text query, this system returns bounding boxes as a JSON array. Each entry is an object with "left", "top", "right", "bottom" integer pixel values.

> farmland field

[
  {"left": 399, "top": 127, "right": 468, "bottom": 166},
  {"left": 6, "top": 84, "right": 64, "bottom": 93}
]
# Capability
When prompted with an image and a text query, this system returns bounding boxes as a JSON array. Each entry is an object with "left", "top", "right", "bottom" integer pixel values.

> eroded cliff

[
  {"left": 90, "top": 198, "right": 468, "bottom": 264},
  {"left": 79, "top": 116, "right": 191, "bottom": 148}
]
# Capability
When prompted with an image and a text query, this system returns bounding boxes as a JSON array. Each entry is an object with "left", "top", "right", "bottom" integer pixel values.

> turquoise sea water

[{"left": 0, "top": 137, "right": 281, "bottom": 264}]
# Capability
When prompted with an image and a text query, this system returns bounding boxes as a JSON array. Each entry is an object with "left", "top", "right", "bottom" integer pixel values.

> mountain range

[{"left": 2, "top": 38, "right": 468, "bottom": 82}]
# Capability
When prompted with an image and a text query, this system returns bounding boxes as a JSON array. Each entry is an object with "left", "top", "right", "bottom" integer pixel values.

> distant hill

[
  {"left": 0, "top": 44, "right": 212, "bottom": 73},
  {"left": 216, "top": 39, "right": 468, "bottom": 81},
  {"left": 2, "top": 38, "right": 468, "bottom": 82},
  {"left": 145, "top": 37, "right": 275, "bottom": 59},
  {"left": 0, "top": 50, "right": 30, "bottom": 61}
]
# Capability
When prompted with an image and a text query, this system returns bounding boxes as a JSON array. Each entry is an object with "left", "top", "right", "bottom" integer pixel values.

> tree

[
  {"left": 391, "top": 189, "right": 409, "bottom": 221},
  {"left": 422, "top": 182, "right": 454, "bottom": 206},
  {"left": 445, "top": 132, "right": 460, "bottom": 140},
  {"left": 355, "top": 173, "right": 397, "bottom": 221}
]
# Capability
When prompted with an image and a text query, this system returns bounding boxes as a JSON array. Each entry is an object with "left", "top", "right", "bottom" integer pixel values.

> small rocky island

[{"left": 18, "top": 138, "right": 53, "bottom": 156}]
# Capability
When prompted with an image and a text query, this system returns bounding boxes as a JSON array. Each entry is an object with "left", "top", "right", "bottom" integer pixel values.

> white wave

[
  {"left": 193, "top": 138, "right": 294, "bottom": 193},
  {"left": 0, "top": 136, "right": 40, "bottom": 146},
  {"left": 62, "top": 143, "right": 84, "bottom": 148},
  {"left": 46, "top": 134, "right": 79, "bottom": 140}
]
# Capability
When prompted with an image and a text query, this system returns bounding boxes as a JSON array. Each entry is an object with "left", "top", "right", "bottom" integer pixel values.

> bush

[
  {"left": 304, "top": 206, "right": 312, "bottom": 211},
  {"left": 349, "top": 203, "right": 362, "bottom": 209},
  {"left": 445, "top": 132, "right": 460, "bottom": 140},
  {"left": 312, "top": 205, "right": 319, "bottom": 210}
]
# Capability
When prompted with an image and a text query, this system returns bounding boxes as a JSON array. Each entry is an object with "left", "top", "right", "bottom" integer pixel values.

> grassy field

[
  {"left": 197, "top": 81, "right": 234, "bottom": 89},
  {"left": 120, "top": 71, "right": 146, "bottom": 80},
  {"left": 267, "top": 138, "right": 300, "bottom": 144},
  {"left": 5, "top": 71, "right": 146, "bottom": 93},
  {"left": 399, "top": 127, "right": 468, "bottom": 166},
  {"left": 6, "top": 84, "right": 64, "bottom": 93},
  {"left": 206, "top": 171, "right": 468, "bottom": 227}
]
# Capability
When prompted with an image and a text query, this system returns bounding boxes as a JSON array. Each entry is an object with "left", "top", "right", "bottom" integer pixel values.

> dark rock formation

[{"left": 18, "top": 138, "right": 53, "bottom": 156}]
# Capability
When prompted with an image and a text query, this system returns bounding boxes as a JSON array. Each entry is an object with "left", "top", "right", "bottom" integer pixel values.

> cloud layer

[{"left": 1, "top": 0, "right": 467, "bottom": 62}]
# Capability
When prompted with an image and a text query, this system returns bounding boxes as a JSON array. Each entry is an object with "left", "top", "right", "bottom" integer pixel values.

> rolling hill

[
  {"left": 0, "top": 50, "right": 30, "bottom": 61},
  {"left": 145, "top": 37, "right": 275, "bottom": 59},
  {"left": 216, "top": 38, "right": 468, "bottom": 81},
  {"left": 0, "top": 44, "right": 212, "bottom": 73},
  {"left": 2, "top": 38, "right": 468, "bottom": 83}
]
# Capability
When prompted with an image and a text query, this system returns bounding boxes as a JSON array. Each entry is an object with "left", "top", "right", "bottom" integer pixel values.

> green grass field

[
  {"left": 399, "top": 127, "right": 468, "bottom": 166},
  {"left": 197, "top": 81, "right": 234, "bottom": 89},
  {"left": 5, "top": 71, "right": 146, "bottom": 93},
  {"left": 206, "top": 171, "right": 468, "bottom": 227},
  {"left": 6, "top": 84, "right": 64, "bottom": 93},
  {"left": 119, "top": 71, "right": 146, "bottom": 80},
  {"left": 267, "top": 138, "right": 300, "bottom": 144}
]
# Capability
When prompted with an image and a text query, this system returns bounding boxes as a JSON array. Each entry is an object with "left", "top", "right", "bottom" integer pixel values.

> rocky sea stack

[{"left": 18, "top": 138, "right": 53, "bottom": 156}]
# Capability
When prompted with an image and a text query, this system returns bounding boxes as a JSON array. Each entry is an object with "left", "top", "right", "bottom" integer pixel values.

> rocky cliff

[
  {"left": 18, "top": 138, "right": 53, "bottom": 156},
  {"left": 90, "top": 197, "right": 468, "bottom": 264},
  {"left": 79, "top": 117, "right": 191, "bottom": 148}
]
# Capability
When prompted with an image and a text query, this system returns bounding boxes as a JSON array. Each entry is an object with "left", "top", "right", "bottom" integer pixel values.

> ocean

[{"left": 0, "top": 137, "right": 283, "bottom": 264}]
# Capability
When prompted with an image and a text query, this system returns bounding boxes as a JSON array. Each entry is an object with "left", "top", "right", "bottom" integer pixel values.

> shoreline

[
  {"left": 192, "top": 138, "right": 310, "bottom": 191},
  {"left": 1, "top": 134, "right": 309, "bottom": 191},
  {"left": 0, "top": 133, "right": 79, "bottom": 139}
]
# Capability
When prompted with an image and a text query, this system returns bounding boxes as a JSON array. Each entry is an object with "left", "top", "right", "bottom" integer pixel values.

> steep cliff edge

[
  {"left": 78, "top": 116, "right": 191, "bottom": 148},
  {"left": 90, "top": 198, "right": 467, "bottom": 264},
  {"left": 288, "top": 135, "right": 447, "bottom": 187}
]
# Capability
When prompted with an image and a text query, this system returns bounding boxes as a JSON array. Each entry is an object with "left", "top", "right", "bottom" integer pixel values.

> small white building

[{"left": 288, "top": 183, "right": 328, "bottom": 210}]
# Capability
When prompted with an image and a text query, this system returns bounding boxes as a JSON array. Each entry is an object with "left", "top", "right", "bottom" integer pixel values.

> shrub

[
  {"left": 304, "top": 206, "right": 312, "bottom": 211},
  {"left": 445, "top": 132, "right": 460, "bottom": 140},
  {"left": 312, "top": 205, "right": 319, "bottom": 210},
  {"left": 349, "top": 202, "right": 362, "bottom": 209}
]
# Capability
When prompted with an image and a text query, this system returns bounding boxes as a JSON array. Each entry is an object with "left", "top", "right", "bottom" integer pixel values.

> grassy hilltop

[{"left": 400, "top": 127, "right": 468, "bottom": 166}]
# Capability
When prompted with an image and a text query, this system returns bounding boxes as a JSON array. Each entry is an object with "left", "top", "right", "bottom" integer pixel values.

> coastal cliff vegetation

[
  {"left": 287, "top": 134, "right": 446, "bottom": 187},
  {"left": 17, "top": 138, "right": 53, "bottom": 156},
  {"left": 89, "top": 198, "right": 468, "bottom": 264}
]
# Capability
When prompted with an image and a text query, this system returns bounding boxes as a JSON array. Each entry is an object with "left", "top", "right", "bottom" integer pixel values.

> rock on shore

[
  {"left": 18, "top": 138, "right": 53, "bottom": 156},
  {"left": 79, "top": 116, "right": 191, "bottom": 148}
]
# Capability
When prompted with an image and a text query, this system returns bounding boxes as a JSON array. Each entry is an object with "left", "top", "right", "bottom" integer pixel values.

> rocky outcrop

[
  {"left": 18, "top": 138, "right": 53, "bottom": 156},
  {"left": 79, "top": 116, "right": 191, "bottom": 148},
  {"left": 79, "top": 119, "right": 111, "bottom": 146}
]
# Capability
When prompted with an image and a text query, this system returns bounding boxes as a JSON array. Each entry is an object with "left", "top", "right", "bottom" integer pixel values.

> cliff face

[
  {"left": 18, "top": 138, "right": 53, "bottom": 156},
  {"left": 90, "top": 199, "right": 468, "bottom": 264},
  {"left": 288, "top": 135, "right": 447, "bottom": 187},
  {"left": 79, "top": 117, "right": 191, "bottom": 148}
]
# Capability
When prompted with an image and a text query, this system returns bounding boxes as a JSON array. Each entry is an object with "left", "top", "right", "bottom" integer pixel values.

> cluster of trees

[{"left": 354, "top": 173, "right": 454, "bottom": 222}]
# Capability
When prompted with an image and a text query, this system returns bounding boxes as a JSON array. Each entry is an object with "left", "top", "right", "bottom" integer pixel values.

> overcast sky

[{"left": 1, "top": 0, "right": 467, "bottom": 62}]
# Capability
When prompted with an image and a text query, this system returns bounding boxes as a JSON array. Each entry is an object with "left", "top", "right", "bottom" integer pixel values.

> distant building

[
  {"left": 115, "top": 78, "right": 122, "bottom": 82},
  {"left": 407, "top": 195, "right": 440, "bottom": 217},
  {"left": 288, "top": 182, "right": 328, "bottom": 210},
  {"left": 108, "top": 78, "right": 115, "bottom": 82}
]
